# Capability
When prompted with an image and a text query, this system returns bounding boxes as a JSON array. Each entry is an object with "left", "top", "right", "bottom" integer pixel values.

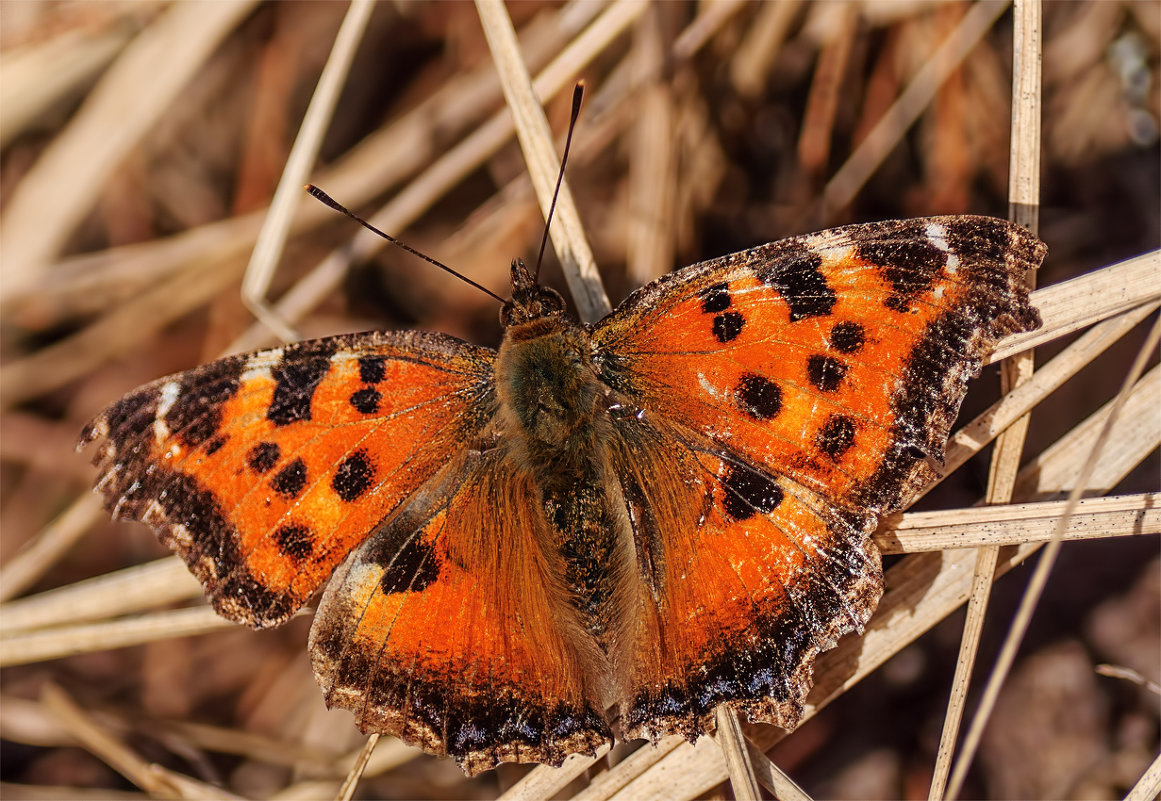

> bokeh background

[{"left": 2, "top": 2, "right": 1158, "bottom": 799}]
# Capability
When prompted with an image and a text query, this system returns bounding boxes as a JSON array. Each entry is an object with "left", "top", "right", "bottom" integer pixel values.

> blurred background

[{"left": 1, "top": 2, "right": 1158, "bottom": 798}]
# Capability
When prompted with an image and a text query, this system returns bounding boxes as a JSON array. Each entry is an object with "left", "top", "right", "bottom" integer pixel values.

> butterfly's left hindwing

[
  {"left": 81, "top": 330, "right": 496, "bottom": 628},
  {"left": 605, "top": 414, "right": 881, "bottom": 741}
]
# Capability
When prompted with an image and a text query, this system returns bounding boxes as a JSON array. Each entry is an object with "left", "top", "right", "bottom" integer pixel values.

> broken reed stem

[
  {"left": 474, "top": 0, "right": 611, "bottom": 321},
  {"left": 945, "top": 313, "right": 1161, "bottom": 800},
  {"left": 931, "top": 1, "right": 1042, "bottom": 796},
  {"left": 240, "top": 0, "right": 375, "bottom": 344}
]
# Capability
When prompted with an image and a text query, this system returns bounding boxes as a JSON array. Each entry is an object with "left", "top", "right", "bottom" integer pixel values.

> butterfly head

[{"left": 500, "top": 258, "right": 566, "bottom": 329}]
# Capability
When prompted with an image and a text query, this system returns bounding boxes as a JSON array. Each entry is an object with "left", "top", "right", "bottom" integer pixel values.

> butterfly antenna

[
  {"left": 533, "top": 81, "right": 584, "bottom": 283},
  {"left": 305, "top": 185, "right": 506, "bottom": 304}
]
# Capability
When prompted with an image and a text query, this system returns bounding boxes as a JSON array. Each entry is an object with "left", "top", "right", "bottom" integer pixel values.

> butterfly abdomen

[{"left": 494, "top": 318, "right": 637, "bottom": 655}]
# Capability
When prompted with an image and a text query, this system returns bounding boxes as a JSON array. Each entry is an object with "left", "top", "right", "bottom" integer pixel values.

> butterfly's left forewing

[
  {"left": 594, "top": 216, "right": 1044, "bottom": 515},
  {"left": 81, "top": 330, "right": 496, "bottom": 628}
]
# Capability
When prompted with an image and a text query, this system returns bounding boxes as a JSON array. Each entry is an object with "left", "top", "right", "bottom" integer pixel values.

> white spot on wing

[
  {"left": 243, "top": 350, "right": 279, "bottom": 382},
  {"left": 926, "top": 221, "right": 959, "bottom": 274},
  {"left": 153, "top": 381, "right": 179, "bottom": 442},
  {"left": 925, "top": 222, "right": 950, "bottom": 252},
  {"left": 697, "top": 372, "right": 724, "bottom": 401}
]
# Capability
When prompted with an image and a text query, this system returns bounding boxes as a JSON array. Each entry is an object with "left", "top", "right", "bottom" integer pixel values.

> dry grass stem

[
  {"left": 712, "top": 705, "right": 763, "bottom": 801},
  {"left": 39, "top": 683, "right": 242, "bottom": 800},
  {"left": 240, "top": 0, "right": 375, "bottom": 344},
  {"left": 879, "top": 492, "right": 1158, "bottom": 553},
  {"left": 0, "top": 495, "right": 103, "bottom": 602},
  {"left": 228, "top": 0, "right": 646, "bottom": 355},
  {"left": 987, "top": 249, "right": 1160, "bottom": 363},
  {"left": 0, "top": 557, "right": 199, "bottom": 635},
  {"left": 931, "top": 3, "right": 1042, "bottom": 793},
  {"left": 946, "top": 313, "right": 1161, "bottom": 799},
  {"left": 3, "top": 3, "right": 1155, "bottom": 798},
  {"left": 334, "top": 733, "right": 377, "bottom": 801},
  {"left": 0, "top": 18, "right": 134, "bottom": 147},
  {"left": 0, "top": 2, "right": 257, "bottom": 286},
  {"left": 1014, "top": 365, "right": 1159, "bottom": 499},
  {"left": 742, "top": 741, "right": 813, "bottom": 801},
  {"left": 476, "top": 0, "right": 611, "bottom": 320},
  {"left": 1125, "top": 750, "right": 1161, "bottom": 801},
  {"left": 1, "top": 607, "right": 240, "bottom": 668},
  {"left": 823, "top": 0, "right": 1009, "bottom": 211}
]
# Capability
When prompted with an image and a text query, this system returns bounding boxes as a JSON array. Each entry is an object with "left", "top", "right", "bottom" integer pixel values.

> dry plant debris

[{"left": 1, "top": 2, "right": 1158, "bottom": 799}]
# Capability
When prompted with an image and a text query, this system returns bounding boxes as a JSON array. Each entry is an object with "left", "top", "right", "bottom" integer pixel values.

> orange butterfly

[{"left": 81, "top": 214, "right": 1043, "bottom": 774}]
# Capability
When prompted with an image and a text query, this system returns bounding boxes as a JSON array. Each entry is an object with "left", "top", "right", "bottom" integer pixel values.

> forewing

[
  {"left": 80, "top": 330, "right": 495, "bottom": 628},
  {"left": 310, "top": 450, "right": 612, "bottom": 775},
  {"left": 594, "top": 216, "right": 1045, "bottom": 514}
]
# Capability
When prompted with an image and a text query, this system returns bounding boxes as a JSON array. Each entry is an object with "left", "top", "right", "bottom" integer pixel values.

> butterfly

[{"left": 81, "top": 214, "right": 1044, "bottom": 775}]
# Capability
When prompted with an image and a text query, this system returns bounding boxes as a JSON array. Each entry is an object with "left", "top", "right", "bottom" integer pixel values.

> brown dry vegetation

[{"left": 1, "top": 2, "right": 1158, "bottom": 800}]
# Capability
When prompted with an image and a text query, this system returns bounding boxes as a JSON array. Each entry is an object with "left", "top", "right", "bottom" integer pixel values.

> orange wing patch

[
  {"left": 309, "top": 451, "right": 612, "bottom": 775},
  {"left": 606, "top": 416, "right": 880, "bottom": 742},
  {"left": 596, "top": 216, "right": 1044, "bottom": 515},
  {"left": 81, "top": 330, "right": 495, "bottom": 628}
]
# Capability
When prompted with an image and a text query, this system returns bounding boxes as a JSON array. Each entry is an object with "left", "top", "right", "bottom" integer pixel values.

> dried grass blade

[
  {"left": 823, "top": 0, "right": 1009, "bottom": 211},
  {"left": 0, "top": 495, "right": 103, "bottom": 603},
  {"left": 878, "top": 492, "right": 1160, "bottom": 553},
  {"left": 475, "top": 0, "right": 612, "bottom": 320},
  {"left": 0, "top": 607, "right": 242, "bottom": 667},
  {"left": 713, "top": 706, "right": 762, "bottom": 801},
  {"left": 940, "top": 302, "right": 1159, "bottom": 495},
  {"left": 229, "top": 0, "right": 646, "bottom": 355},
  {"left": 1014, "top": 364, "right": 1161, "bottom": 500},
  {"left": 0, "top": 558, "right": 200, "bottom": 635},
  {"left": 0, "top": 1, "right": 257, "bottom": 288},
  {"left": 1124, "top": 750, "right": 1161, "bottom": 801},
  {"left": 945, "top": 315, "right": 1161, "bottom": 799},
  {"left": 241, "top": 0, "right": 375, "bottom": 344},
  {"left": 932, "top": 3, "right": 1042, "bottom": 793},
  {"left": 39, "top": 682, "right": 242, "bottom": 799}
]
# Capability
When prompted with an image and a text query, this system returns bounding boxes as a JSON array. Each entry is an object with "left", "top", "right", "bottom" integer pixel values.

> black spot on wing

[
  {"left": 807, "top": 354, "right": 848, "bottom": 392},
  {"left": 757, "top": 247, "right": 836, "bottom": 321},
  {"left": 829, "top": 321, "right": 865, "bottom": 354},
  {"left": 712, "top": 311, "right": 744, "bottom": 343},
  {"left": 205, "top": 435, "right": 227, "bottom": 456},
  {"left": 247, "top": 442, "right": 280, "bottom": 473},
  {"left": 332, "top": 450, "right": 374, "bottom": 502},
  {"left": 377, "top": 532, "right": 440, "bottom": 594},
  {"left": 721, "top": 463, "right": 784, "bottom": 520},
  {"left": 816, "top": 414, "right": 857, "bottom": 462},
  {"left": 699, "top": 282, "right": 731, "bottom": 314},
  {"left": 735, "top": 373, "right": 782, "bottom": 420},
  {"left": 166, "top": 359, "right": 244, "bottom": 448},
  {"left": 274, "top": 522, "right": 314, "bottom": 561},
  {"left": 349, "top": 387, "right": 381, "bottom": 415},
  {"left": 267, "top": 341, "right": 337, "bottom": 426},
  {"left": 358, "top": 355, "right": 387, "bottom": 384},
  {"left": 272, "top": 457, "right": 308, "bottom": 498}
]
